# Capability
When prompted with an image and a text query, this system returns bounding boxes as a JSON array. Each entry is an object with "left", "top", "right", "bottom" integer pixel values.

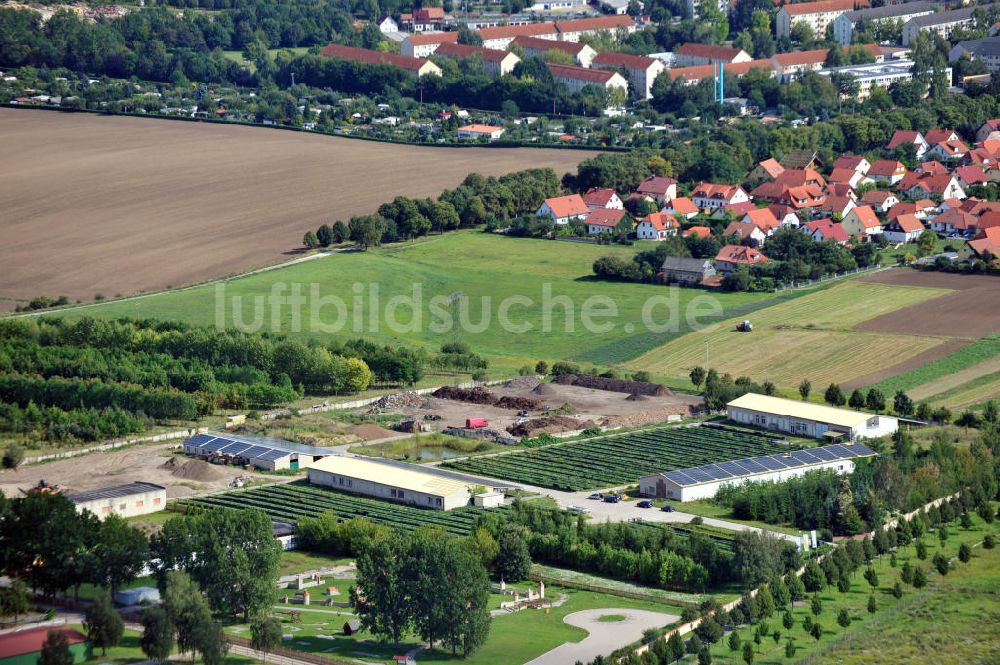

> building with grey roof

[
  {"left": 66, "top": 482, "right": 167, "bottom": 520},
  {"left": 183, "top": 433, "right": 336, "bottom": 471},
  {"left": 832, "top": 1, "right": 939, "bottom": 45},
  {"left": 639, "top": 443, "right": 876, "bottom": 502},
  {"left": 903, "top": 6, "right": 979, "bottom": 46},
  {"left": 950, "top": 36, "right": 1000, "bottom": 72}
]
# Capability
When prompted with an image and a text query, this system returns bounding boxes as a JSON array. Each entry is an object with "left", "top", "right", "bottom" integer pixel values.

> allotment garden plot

[
  {"left": 179, "top": 481, "right": 497, "bottom": 535},
  {"left": 442, "top": 425, "right": 792, "bottom": 491}
]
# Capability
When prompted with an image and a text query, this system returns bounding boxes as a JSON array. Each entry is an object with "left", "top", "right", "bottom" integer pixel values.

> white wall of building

[{"left": 307, "top": 467, "right": 470, "bottom": 510}]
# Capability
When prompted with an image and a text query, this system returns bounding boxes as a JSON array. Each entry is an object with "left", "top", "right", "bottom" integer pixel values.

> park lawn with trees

[
  {"left": 627, "top": 280, "right": 949, "bottom": 389},
  {"left": 690, "top": 506, "right": 999, "bottom": 664},
  {"left": 662, "top": 501, "right": 804, "bottom": 538},
  {"left": 71, "top": 627, "right": 259, "bottom": 665},
  {"left": 60, "top": 231, "right": 779, "bottom": 372}
]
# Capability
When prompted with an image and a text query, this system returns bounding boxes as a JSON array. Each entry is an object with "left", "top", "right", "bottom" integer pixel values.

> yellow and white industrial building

[
  {"left": 307, "top": 456, "right": 478, "bottom": 511},
  {"left": 67, "top": 482, "right": 167, "bottom": 520},
  {"left": 726, "top": 393, "right": 898, "bottom": 441}
]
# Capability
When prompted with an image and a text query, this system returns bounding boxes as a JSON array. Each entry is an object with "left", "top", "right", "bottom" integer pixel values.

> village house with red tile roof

[
  {"left": 583, "top": 187, "right": 624, "bottom": 210},
  {"left": 802, "top": 218, "right": 850, "bottom": 244},
  {"left": 536, "top": 194, "right": 590, "bottom": 224},
  {"left": 715, "top": 244, "right": 769, "bottom": 273},
  {"left": 636, "top": 212, "right": 679, "bottom": 240},
  {"left": 883, "top": 214, "right": 925, "bottom": 243}
]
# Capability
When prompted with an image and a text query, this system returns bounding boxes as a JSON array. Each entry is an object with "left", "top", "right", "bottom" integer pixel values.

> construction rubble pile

[
  {"left": 432, "top": 386, "right": 543, "bottom": 411},
  {"left": 508, "top": 416, "right": 597, "bottom": 438},
  {"left": 367, "top": 391, "right": 424, "bottom": 413}
]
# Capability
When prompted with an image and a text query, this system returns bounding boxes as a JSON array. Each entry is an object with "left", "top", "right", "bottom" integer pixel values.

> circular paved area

[{"left": 523, "top": 608, "right": 678, "bottom": 665}]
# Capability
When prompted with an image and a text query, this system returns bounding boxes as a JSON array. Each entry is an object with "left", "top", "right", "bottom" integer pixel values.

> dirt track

[
  {"left": 0, "top": 109, "right": 599, "bottom": 305},
  {"left": 857, "top": 269, "right": 1000, "bottom": 338}
]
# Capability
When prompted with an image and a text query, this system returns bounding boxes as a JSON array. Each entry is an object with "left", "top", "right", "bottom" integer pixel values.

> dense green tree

[
  {"left": 85, "top": 590, "right": 124, "bottom": 656},
  {"left": 353, "top": 532, "right": 412, "bottom": 647},
  {"left": 39, "top": 630, "right": 74, "bottom": 665},
  {"left": 836, "top": 608, "right": 851, "bottom": 630},
  {"left": 824, "top": 384, "right": 846, "bottom": 406},
  {"left": 494, "top": 528, "right": 532, "bottom": 582},
  {"left": 798, "top": 379, "right": 811, "bottom": 400},
  {"left": 140, "top": 607, "right": 174, "bottom": 663},
  {"left": 1, "top": 444, "right": 24, "bottom": 469},
  {"left": 250, "top": 616, "right": 282, "bottom": 662}
]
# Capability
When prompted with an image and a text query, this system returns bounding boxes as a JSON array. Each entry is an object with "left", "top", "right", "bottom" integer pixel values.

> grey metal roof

[
  {"left": 953, "top": 37, "right": 1000, "bottom": 58},
  {"left": 660, "top": 256, "right": 712, "bottom": 272},
  {"left": 67, "top": 482, "right": 165, "bottom": 504},
  {"left": 905, "top": 6, "right": 976, "bottom": 28},
  {"left": 842, "top": 1, "right": 939, "bottom": 22},
  {"left": 654, "top": 443, "right": 877, "bottom": 488}
]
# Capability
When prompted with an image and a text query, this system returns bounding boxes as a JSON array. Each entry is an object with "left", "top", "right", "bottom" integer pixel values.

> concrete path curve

[{"left": 523, "top": 608, "right": 678, "bottom": 665}]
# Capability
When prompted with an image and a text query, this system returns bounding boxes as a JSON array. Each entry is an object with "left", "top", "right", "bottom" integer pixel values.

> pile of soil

[
  {"left": 625, "top": 393, "right": 649, "bottom": 401},
  {"left": 508, "top": 416, "right": 596, "bottom": 437},
  {"left": 432, "top": 386, "right": 542, "bottom": 411},
  {"left": 504, "top": 376, "right": 541, "bottom": 390},
  {"left": 555, "top": 374, "right": 670, "bottom": 397},
  {"left": 169, "top": 459, "right": 224, "bottom": 482},
  {"left": 367, "top": 392, "right": 424, "bottom": 413},
  {"left": 353, "top": 423, "right": 398, "bottom": 441},
  {"left": 531, "top": 383, "right": 557, "bottom": 396}
]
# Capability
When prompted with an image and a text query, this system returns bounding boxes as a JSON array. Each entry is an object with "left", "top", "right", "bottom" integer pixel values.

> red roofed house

[
  {"left": 917, "top": 160, "right": 949, "bottom": 175},
  {"left": 742, "top": 207, "right": 781, "bottom": 232},
  {"left": 636, "top": 212, "right": 679, "bottom": 240},
  {"left": 683, "top": 225, "right": 713, "bottom": 239},
  {"left": 930, "top": 208, "right": 977, "bottom": 236},
  {"left": 883, "top": 213, "right": 925, "bottom": 243},
  {"left": 802, "top": 219, "right": 850, "bottom": 244},
  {"left": 713, "top": 201, "right": 756, "bottom": 219},
  {"left": 976, "top": 210, "right": 1000, "bottom": 232},
  {"left": 511, "top": 35, "right": 596, "bottom": 67},
  {"left": 479, "top": 22, "right": 558, "bottom": 50},
  {"left": 868, "top": 159, "right": 907, "bottom": 185},
  {"left": 903, "top": 174, "right": 965, "bottom": 201},
  {"left": 923, "top": 128, "right": 960, "bottom": 145},
  {"left": 768, "top": 204, "right": 802, "bottom": 227},
  {"left": 841, "top": 205, "right": 883, "bottom": 239},
  {"left": 955, "top": 165, "right": 989, "bottom": 189},
  {"left": 674, "top": 43, "right": 752, "bottom": 67},
  {"left": 746, "top": 158, "right": 785, "bottom": 186},
  {"left": 0, "top": 627, "right": 91, "bottom": 665},
  {"left": 537, "top": 194, "right": 590, "bottom": 224},
  {"left": 770, "top": 49, "right": 830, "bottom": 80},
  {"left": 887, "top": 129, "right": 929, "bottom": 159},
  {"left": 715, "top": 244, "right": 768, "bottom": 273},
  {"left": 456, "top": 124, "right": 505, "bottom": 141},
  {"left": 586, "top": 208, "right": 630, "bottom": 235},
  {"left": 663, "top": 197, "right": 699, "bottom": 219},
  {"left": 636, "top": 176, "right": 679, "bottom": 203},
  {"left": 322, "top": 44, "right": 442, "bottom": 78},
  {"left": 404, "top": 6, "right": 447, "bottom": 31},
  {"left": 959, "top": 226, "right": 1000, "bottom": 263},
  {"left": 583, "top": 187, "right": 624, "bottom": 210},
  {"left": 692, "top": 183, "right": 750, "bottom": 210},
  {"left": 547, "top": 63, "right": 628, "bottom": 97},
  {"left": 860, "top": 190, "right": 899, "bottom": 213},
  {"left": 833, "top": 154, "right": 871, "bottom": 174},
  {"left": 776, "top": 0, "right": 870, "bottom": 39},
  {"left": 927, "top": 138, "right": 970, "bottom": 162},
  {"left": 818, "top": 194, "right": 856, "bottom": 219},
  {"left": 433, "top": 42, "right": 521, "bottom": 78},
  {"left": 724, "top": 221, "right": 769, "bottom": 247},
  {"left": 777, "top": 185, "right": 826, "bottom": 210},
  {"left": 591, "top": 52, "right": 666, "bottom": 99},
  {"left": 975, "top": 118, "right": 1000, "bottom": 143},
  {"left": 555, "top": 15, "right": 636, "bottom": 42},
  {"left": 402, "top": 32, "right": 460, "bottom": 58}
]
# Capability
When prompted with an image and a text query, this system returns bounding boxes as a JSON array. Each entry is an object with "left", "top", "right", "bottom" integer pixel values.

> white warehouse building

[
  {"left": 727, "top": 393, "right": 898, "bottom": 441},
  {"left": 639, "top": 442, "right": 877, "bottom": 502},
  {"left": 67, "top": 482, "right": 167, "bottom": 520},
  {"left": 308, "top": 456, "right": 477, "bottom": 511}
]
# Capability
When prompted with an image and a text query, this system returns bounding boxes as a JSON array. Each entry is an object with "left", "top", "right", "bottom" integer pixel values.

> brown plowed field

[
  {"left": 857, "top": 269, "right": 1000, "bottom": 338},
  {"left": 0, "top": 109, "right": 599, "bottom": 306}
]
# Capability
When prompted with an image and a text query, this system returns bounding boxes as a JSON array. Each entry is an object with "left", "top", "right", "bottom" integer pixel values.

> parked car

[
  {"left": 661, "top": 504, "right": 675, "bottom": 512},
  {"left": 587, "top": 492, "right": 603, "bottom": 500},
  {"left": 568, "top": 505, "right": 590, "bottom": 513},
  {"left": 603, "top": 494, "right": 621, "bottom": 504},
  {"left": 637, "top": 500, "right": 652, "bottom": 508}
]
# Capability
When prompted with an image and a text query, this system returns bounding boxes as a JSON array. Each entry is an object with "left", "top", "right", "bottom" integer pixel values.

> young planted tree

[
  {"left": 785, "top": 638, "right": 796, "bottom": 658},
  {"left": 140, "top": 607, "right": 174, "bottom": 664},
  {"left": 824, "top": 383, "right": 845, "bottom": 406},
  {"left": 316, "top": 224, "right": 333, "bottom": 247},
  {"left": 867, "top": 594, "right": 877, "bottom": 614},
  {"left": 932, "top": 552, "right": 949, "bottom": 575},
  {"left": 810, "top": 595, "right": 822, "bottom": 617},
  {"left": 864, "top": 567, "right": 878, "bottom": 588},
  {"left": 798, "top": 379, "right": 811, "bottom": 400},
  {"left": 893, "top": 390, "right": 914, "bottom": 417},
  {"left": 39, "top": 630, "right": 74, "bottom": 665},
  {"left": 0, "top": 579, "right": 30, "bottom": 623},
  {"left": 741, "top": 641, "right": 754, "bottom": 665},
  {"left": 782, "top": 610, "right": 794, "bottom": 630},
  {"left": 250, "top": 616, "right": 283, "bottom": 663},
  {"left": 84, "top": 590, "right": 124, "bottom": 656},
  {"left": 836, "top": 608, "right": 851, "bottom": 630},
  {"left": 848, "top": 389, "right": 866, "bottom": 410},
  {"left": 810, "top": 621, "right": 823, "bottom": 641},
  {"left": 689, "top": 366, "right": 706, "bottom": 389},
  {"left": 303, "top": 231, "right": 319, "bottom": 249},
  {"left": 912, "top": 566, "right": 928, "bottom": 589},
  {"left": 698, "top": 645, "right": 712, "bottom": 665},
  {"left": 728, "top": 631, "right": 741, "bottom": 651}
]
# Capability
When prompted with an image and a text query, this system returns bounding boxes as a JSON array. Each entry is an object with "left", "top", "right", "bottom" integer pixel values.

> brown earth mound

[
  {"left": 353, "top": 423, "right": 398, "bottom": 441},
  {"left": 504, "top": 376, "right": 542, "bottom": 390},
  {"left": 496, "top": 396, "right": 543, "bottom": 410},
  {"left": 508, "top": 416, "right": 596, "bottom": 437},
  {"left": 531, "top": 383, "right": 557, "bottom": 396},
  {"left": 432, "top": 386, "right": 541, "bottom": 410},
  {"left": 625, "top": 393, "right": 649, "bottom": 401},
  {"left": 169, "top": 460, "right": 224, "bottom": 482}
]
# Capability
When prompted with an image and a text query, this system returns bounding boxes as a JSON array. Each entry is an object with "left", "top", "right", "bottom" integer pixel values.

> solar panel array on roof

[
  {"left": 184, "top": 433, "right": 335, "bottom": 462},
  {"left": 654, "top": 443, "right": 877, "bottom": 488}
]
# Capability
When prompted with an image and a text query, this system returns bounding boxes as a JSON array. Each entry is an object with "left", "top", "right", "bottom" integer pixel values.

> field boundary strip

[{"left": 868, "top": 334, "right": 1000, "bottom": 395}]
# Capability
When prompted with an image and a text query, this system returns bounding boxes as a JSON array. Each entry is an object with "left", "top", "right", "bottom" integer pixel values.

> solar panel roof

[
  {"left": 653, "top": 443, "right": 877, "bottom": 487},
  {"left": 187, "top": 433, "right": 215, "bottom": 446}
]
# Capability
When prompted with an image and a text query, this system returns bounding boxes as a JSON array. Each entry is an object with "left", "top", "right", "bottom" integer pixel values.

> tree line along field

[
  {"left": 55, "top": 231, "right": 784, "bottom": 372},
  {"left": 178, "top": 481, "right": 498, "bottom": 536},
  {"left": 0, "top": 111, "right": 599, "bottom": 307},
  {"left": 441, "top": 424, "right": 793, "bottom": 491},
  {"left": 626, "top": 280, "right": 955, "bottom": 390}
]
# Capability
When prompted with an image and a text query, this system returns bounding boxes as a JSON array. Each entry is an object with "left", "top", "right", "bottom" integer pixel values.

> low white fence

[{"left": 23, "top": 427, "right": 206, "bottom": 465}]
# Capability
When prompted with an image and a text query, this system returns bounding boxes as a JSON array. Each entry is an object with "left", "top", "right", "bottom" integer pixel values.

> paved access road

[{"left": 523, "top": 608, "right": 679, "bottom": 665}]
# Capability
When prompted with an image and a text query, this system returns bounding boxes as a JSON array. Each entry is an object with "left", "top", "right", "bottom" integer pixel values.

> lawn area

[
  {"left": 76, "top": 628, "right": 259, "bottom": 665},
  {"left": 222, "top": 46, "right": 311, "bottom": 70},
  {"left": 688, "top": 508, "right": 999, "bottom": 664},
  {"left": 56, "top": 232, "right": 790, "bottom": 372},
  {"left": 869, "top": 334, "right": 1000, "bottom": 397},
  {"left": 231, "top": 583, "right": 683, "bottom": 665},
  {"left": 627, "top": 281, "right": 951, "bottom": 388},
  {"left": 277, "top": 550, "right": 353, "bottom": 577},
  {"left": 530, "top": 563, "right": 727, "bottom": 608},
  {"left": 668, "top": 499, "right": 805, "bottom": 537}
]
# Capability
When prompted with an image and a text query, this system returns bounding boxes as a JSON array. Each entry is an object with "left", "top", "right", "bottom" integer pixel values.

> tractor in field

[{"left": 736, "top": 320, "right": 753, "bottom": 332}]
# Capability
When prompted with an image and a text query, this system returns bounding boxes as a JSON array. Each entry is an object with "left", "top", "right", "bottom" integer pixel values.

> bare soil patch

[
  {"left": 0, "top": 109, "right": 598, "bottom": 304},
  {"left": 857, "top": 269, "right": 1000, "bottom": 338},
  {"left": 0, "top": 443, "right": 247, "bottom": 498},
  {"left": 841, "top": 339, "right": 970, "bottom": 391},
  {"left": 351, "top": 423, "right": 398, "bottom": 441}
]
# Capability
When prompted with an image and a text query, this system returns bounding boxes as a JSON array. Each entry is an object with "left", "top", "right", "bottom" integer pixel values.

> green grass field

[
  {"left": 627, "top": 281, "right": 950, "bottom": 388},
  {"left": 874, "top": 335, "right": 1000, "bottom": 397},
  {"left": 691, "top": 509, "right": 999, "bottom": 664},
  {"left": 54, "top": 232, "right": 780, "bottom": 371}
]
